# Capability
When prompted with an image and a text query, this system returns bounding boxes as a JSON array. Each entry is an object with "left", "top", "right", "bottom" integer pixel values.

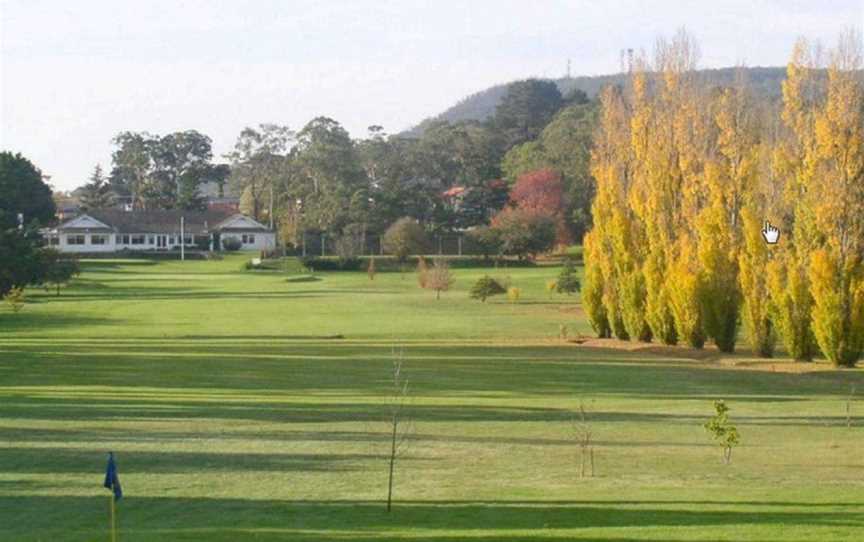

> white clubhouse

[{"left": 46, "top": 210, "right": 275, "bottom": 253}]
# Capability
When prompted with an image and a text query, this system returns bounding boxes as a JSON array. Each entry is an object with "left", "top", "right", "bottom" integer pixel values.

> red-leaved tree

[{"left": 509, "top": 168, "right": 571, "bottom": 246}]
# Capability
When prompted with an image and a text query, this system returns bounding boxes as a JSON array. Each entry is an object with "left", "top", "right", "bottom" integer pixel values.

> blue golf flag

[{"left": 103, "top": 452, "right": 122, "bottom": 501}]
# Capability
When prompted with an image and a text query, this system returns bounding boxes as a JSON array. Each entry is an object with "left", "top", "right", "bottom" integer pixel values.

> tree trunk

[
  {"left": 580, "top": 447, "right": 585, "bottom": 479},
  {"left": 268, "top": 184, "right": 275, "bottom": 230},
  {"left": 387, "top": 414, "right": 398, "bottom": 512}
]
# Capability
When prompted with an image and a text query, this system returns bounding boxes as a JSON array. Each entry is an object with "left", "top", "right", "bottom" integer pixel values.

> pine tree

[{"left": 79, "top": 165, "right": 114, "bottom": 210}]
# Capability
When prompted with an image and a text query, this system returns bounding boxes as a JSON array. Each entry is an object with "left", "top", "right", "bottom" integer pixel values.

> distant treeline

[{"left": 402, "top": 66, "right": 789, "bottom": 137}]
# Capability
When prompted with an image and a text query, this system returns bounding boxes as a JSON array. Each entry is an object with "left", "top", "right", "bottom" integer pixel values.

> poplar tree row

[{"left": 583, "top": 30, "right": 864, "bottom": 367}]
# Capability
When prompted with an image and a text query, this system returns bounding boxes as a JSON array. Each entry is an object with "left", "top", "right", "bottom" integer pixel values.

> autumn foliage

[
  {"left": 584, "top": 30, "right": 864, "bottom": 367},
  {"left": 508, "top": 168, "right": 571, "bottom": 246}
]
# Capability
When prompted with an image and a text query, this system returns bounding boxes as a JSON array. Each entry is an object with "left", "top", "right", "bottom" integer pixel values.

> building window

[
  {"left": 242, "top": 234, "right": 255, "bottom": 244},
  {"left": 91, "top": 234, "right": 108, "bottom": 245},
  {"left": 117, "top": 235, "right": 130, "bottom": 245},
  {"left": 148, "top": 235, "right": 155, "bottom": 245},
  {"left": 131, "top": 234, "right": 146, "bottom": 245},
  {"left": 48, "top": 236, "right": 60, "bottom": 246},
  {"left": 67, "top": 235, "right": 85, "bottom": 245},
  {"left": 184, "top": 235, "right": 192, "bottom": 244}
]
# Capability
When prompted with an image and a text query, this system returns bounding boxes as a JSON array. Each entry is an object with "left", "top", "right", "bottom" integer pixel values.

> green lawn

[{"left": 1, "top": 255, "right": 863, "bottom": 541}]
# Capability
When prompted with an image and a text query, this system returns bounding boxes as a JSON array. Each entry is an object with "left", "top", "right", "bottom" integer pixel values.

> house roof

[
  {"left": 443, "top": 186, "right": 467, "bottom": 198},
  {"left": 57, "top": 210, "right": 271, "bottom": 234}
]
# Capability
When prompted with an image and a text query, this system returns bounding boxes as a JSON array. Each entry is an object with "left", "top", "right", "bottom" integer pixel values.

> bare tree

[
  {"left": 367, "top": 257, "right": 377, "bottom": 281},
  {"left": 424, "top": 258, "right": 455, "bottom": 300},
  {"left": 385, "top": 348, "right": 413, "bottom": 512},
  {"left": 571, "top": 398, "right": 595, "bottom": 478}
]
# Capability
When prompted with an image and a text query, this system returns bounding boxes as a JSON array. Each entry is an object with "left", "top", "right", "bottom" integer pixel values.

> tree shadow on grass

[
  {"left": 1, "top": 394, "right": 858, "bottom": 428},
  {"left": 2, "top": 496, "right": 863, "bottom": 541},
  {"left": 2, "top": 341, "right": 862, "bottom": 400},
  {"left": 0, "top": 313, "right": 121, "bottom": 333},
  {"left": 41, "top": 290, "right": 327, "bottom": 302},
  {"left": 0, "top": 447, "right": 436, "bottom": 474}
]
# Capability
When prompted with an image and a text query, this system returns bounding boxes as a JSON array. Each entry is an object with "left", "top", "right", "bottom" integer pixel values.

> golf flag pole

[
  {"left": 109, "top": 494, "right": 117, "bottom": 542},
  {"left": 104, "top": 452, "right": 123, "bottom": 541}
]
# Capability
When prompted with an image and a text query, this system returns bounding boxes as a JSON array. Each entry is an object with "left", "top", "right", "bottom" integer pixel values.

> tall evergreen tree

[
  {"left": 79, "top": 164, "right": 114, "bottom": 210},
  {"left": 492, "top": 79, "right": 564, "bottom": 149}
]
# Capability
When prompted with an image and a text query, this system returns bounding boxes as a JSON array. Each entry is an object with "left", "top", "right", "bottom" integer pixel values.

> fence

[{"left": 295, "top": 233, "right": 485, "bottom": 257}]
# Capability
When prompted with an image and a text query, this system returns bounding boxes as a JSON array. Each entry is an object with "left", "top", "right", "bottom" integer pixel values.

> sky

[{"left": 1, "top": 0, "right": 862, "bottom": 191}]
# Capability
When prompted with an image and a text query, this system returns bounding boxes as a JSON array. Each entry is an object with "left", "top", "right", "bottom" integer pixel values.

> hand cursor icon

[{"left": 762, "top": 221, "right": 780, "bottom": 244}]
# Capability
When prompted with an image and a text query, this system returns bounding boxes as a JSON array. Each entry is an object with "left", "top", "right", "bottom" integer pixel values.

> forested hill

[{"left": 403, "top": 66, "right": 787, "bottom": 137}]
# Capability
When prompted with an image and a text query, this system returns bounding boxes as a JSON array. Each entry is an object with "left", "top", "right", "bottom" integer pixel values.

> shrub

[
  {"left": 383, "top": 217, "right": 428, "bottom": 263},
  {"left": 4, "top": 287, "right": 25, "bottom": 313},
  {"left": 222, "top": 237, "right": 242, "bottom": 251},
  {"left": 295, "top": 256, "right": 534, "bottom": 272},
  {"left": 507, "top": 286, "right": 521, "bottom": 303},
  {"left": 469, "top": 275, "right": 506, "bottom": 302},
  {"left": 555, "top": 258, "right": 581, "bottom": 295},
  {"left": 300, "top": 256, "right": 359, "bottom": 271},
  {"left": 498, "top": 274, "right": 512, "bottom": 290}
]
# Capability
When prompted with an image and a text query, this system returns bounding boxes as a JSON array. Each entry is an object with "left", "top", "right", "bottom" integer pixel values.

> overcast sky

[{"left": 1, "top": 0, "right": 862, "bottom": 191}]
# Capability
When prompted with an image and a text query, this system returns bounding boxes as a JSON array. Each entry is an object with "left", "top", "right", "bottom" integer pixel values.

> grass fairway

[{"left": 1, "top": 255, "right": 863, "bottom": 541}]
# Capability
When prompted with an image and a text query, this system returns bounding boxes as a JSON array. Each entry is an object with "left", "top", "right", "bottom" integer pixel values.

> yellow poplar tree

[
  {"left": 807, "top": 31, "right": 864, "bottom": 366},
  {"left": 668, "top": 237, "right": 706, "bottom": 348},
  {"left": 581, "top": 230, "right": 611, "bottom": 338},
  {"left": 588, "top": 85, "right": 644, "bottom": 340},
  {"left": 738, "top": 207, "right": 777, "bottom": 356},
  {"left": 628, "top": 33, "right": 701, "bottom": 345},
  {"left": 697, "top": 84, "right": 759, "bottom": 353},
  {"left": 768, "top": 38, "right": 820, "bottom": 361}
]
